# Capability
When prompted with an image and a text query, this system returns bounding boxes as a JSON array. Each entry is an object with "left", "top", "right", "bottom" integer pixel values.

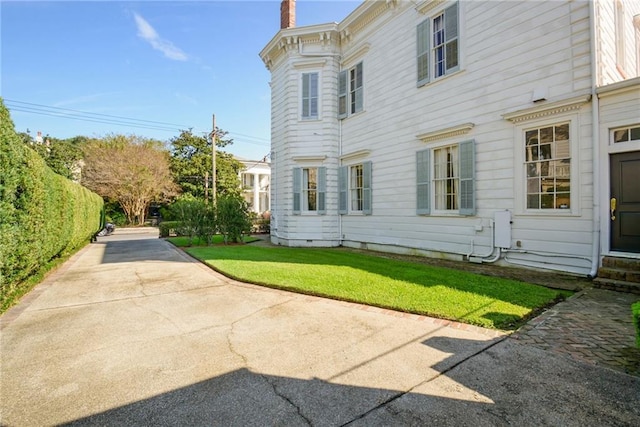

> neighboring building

[
  {"left": 260, "top": 0, "right": 640, "bottom": 278},
  {"left": 239, "top": 158, "right": 271, "bottom": 214}
]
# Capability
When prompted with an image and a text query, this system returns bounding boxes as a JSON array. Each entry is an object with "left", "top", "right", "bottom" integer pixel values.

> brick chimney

[{"left": 280, "top": 0, "right": 296, "bottom": 29}]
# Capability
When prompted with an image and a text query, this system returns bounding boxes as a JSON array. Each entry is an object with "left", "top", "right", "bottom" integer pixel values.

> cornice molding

[
  {"left": 340, "top": 0, "right": 398, "bottom": 43},
  {"left": 417, "top": 123, "right": 474, "bottom": 142},
  {"left": 292, "top": 155, "right": 327, "bottom": 162},
  {"left": 415, "top": 0, "right": 446, "bottom": 15},
  {"left": 502, "top": 95, "right": 592, "bottom": 123},
  {"left": 596, "top": 76, "right": 640, "bottom": 98},
  {"left": 292, "top": 59, "right": 327, "bottom": 69},
  {"left": 340, "top": 149, "right": 371, "bottom": 162}
]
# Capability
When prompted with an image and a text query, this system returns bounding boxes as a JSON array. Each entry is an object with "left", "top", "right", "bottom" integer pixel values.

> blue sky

[{"left": 1, "top": 0, "right": 359, "bottom": 160}]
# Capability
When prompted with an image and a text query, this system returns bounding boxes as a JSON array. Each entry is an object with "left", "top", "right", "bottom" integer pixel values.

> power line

[
  {"left": 5, "top": 99, "right": 271, "bottom": 146},
  {"left": 6, "top": 99, "right": 191, "bottom": 128}
]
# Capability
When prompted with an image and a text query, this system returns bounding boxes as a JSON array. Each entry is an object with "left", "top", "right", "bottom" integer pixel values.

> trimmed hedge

[
  {"left": 633, "top": 301, "right": 640, "bottom": 348},
  {"left": 0, "top": 98, "right": 104, "bottom": 310}
]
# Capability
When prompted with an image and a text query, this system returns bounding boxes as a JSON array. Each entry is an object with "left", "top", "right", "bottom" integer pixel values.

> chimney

[{"left": 280, "top": 0, "right": 296, "bottom": 29}]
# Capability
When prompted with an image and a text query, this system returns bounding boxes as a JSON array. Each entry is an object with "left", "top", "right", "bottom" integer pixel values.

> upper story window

[
  {"left": 338, "top": 62, "right": 363, "bottom": 119},
  {"left": 615, "top": 0, "right": 627, "bottom": 76},
  {"left": 301, "top": 72, "right": 319, "bottom": 119},
  {"left": 417, "top": 1, "right": 459, "bottom": 86},
  {"left": 416, "top": 140, "right": 474, "bottom": 215},
  {"left": 293, "top": 167, "right": 326, "bottom": 214},
  {"left": 524, "top": 123, "right": 571, "bottom": 210}
]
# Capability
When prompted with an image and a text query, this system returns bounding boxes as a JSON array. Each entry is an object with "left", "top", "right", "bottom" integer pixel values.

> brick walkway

[{"left": 511, "top": 287, "right": 640, "bottom": 376}]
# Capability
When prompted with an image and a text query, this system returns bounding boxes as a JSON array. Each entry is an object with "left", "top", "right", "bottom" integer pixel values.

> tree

[
  {"left": 82, "top": 134, "right": 178, "bottom": 225},
  {"left": 170, "top": 129, "right": 244, "bottom": 200}
]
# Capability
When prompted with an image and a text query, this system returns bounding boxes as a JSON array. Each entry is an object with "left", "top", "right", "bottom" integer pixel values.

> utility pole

[{"left": 211, "top": 114, "right": 217, "bottom": 205}]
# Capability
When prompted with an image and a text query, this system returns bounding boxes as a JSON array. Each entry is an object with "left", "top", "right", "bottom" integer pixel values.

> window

[
  {"left": 338, "top": 62, "right": 363, "bottom": 118},
  {"left": 524, "top": 124, "right": 570, "bottom": 210},
  {"left": 613, "top": 125, "right": 640, "bottom": 143},
  {"left": 293, "top": 167, "right": 326, "bottom": 214},
  {"left": 417, "top": 1, "right": 459, "bottom": 86},
  {"left": 416, "top": 140, "right": 474, "bottom": 215},
  {"left": 615, "top": 0, "right": 626, "bottom": 74},
  {"left": 339, "top": 161, "right": 372, "bottom": 214},
  {"left": 434, "top": 145, "right": 459, "bottom": 210},
  {"left": 242, "top": 173, "right": 254, "bottom": 189},
  {"left": 302, "top": 72, "right": 318, "bottom": 119}
]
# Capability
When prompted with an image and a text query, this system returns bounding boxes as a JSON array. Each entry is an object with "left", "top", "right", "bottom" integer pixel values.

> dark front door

[{"left": 610, "top": 151, "right": 640, "bottom": 253}]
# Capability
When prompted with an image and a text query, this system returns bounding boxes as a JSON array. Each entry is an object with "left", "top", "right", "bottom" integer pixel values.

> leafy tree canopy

[
  {"left": 170, "top": 129, "right": 243, "bottom": 200},
  {"left": 82, "top": 134, "right": 178, "bottom": 225}
]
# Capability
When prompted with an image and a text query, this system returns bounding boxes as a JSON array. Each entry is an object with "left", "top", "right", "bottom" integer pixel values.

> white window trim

[
  {"left": 513, "top": 113, "right": 581, "bottom": 216},
  {"left": 301, "top": 167, "right": 319, "bottom": 214},
  {"left": 300, "top": 70, "right": 321, "bottom": 121},
  {"left": 431, "top": 143, "right": 461, "bottom": 215}
]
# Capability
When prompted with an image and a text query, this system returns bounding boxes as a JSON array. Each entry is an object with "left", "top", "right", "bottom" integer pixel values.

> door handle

[{"left": 610, "top": 197, "right": 617, "bottom": 221}]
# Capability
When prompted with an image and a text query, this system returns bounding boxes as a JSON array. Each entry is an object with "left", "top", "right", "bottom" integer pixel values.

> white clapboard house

[{"left": 260, "top": 0, "right": 640, "bottom": 282}]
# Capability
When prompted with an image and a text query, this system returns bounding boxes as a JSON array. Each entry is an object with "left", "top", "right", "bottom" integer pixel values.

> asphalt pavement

[{"left": 1, "top": 228, "right": 638, "bottom": 426}]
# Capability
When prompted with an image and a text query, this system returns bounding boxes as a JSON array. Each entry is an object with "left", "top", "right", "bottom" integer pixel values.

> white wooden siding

[{"left": 262, "top": 0, "right": 638, "bottom": 274}]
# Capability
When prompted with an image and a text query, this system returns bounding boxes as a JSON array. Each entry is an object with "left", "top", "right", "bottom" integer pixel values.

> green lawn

[
  {"left": 177, "top": 242, "right": 570, "bottom": 330},
  {"left": 167, "top": 235, "right": 260, "bottom": 246}
]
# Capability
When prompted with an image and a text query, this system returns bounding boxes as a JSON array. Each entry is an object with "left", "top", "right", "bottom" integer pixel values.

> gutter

[{"left": 588, "top": 0, "right": 601, "bottom": 279}]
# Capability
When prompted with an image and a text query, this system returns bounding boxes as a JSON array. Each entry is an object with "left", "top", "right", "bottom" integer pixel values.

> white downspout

[{"left": 588, "top": 0, "right": 601, "bottom": 279}]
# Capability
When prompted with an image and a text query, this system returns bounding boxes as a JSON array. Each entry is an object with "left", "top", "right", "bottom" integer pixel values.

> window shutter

[
  {"left": 338, "top": 70, "right": 347, "bottom": 119},
  {"left": 302, "top": 74, "right": 310, "bottom": 118},
  {"left": 416, "top": 149, "right": 430, "bottom": 215},
  {"left": 353, "top": 63, "right": 363, "bottom": 113},
  {"left": 310, "top": 73, "right": 318, "bottom": 118},
  {"left": 444, "top": 2, "right": 459, "bottom": 73},
  {"left": 338, "top": 166, "right": 348, "bottom": 214},
  {"left": 417, "top": 19, "right": 430, "bottom": 86},
  {"left": 459, "top": 140, "right": 475, "bottom": 216},
  {"left": 362, "top": 161, "right": 372, "bottom": 215},
  {"left": 293, "top": 167, "right": 301, "bottom": 214},
  {"left": 317, "top": 167, "right": 326, "bottom": 215}
]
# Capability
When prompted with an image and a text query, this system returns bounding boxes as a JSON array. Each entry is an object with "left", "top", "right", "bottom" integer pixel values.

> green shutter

[
  {"left": 444, "top": 2, "right": 459, "bottom": 73},
  {"left": 338, "top": 166, "right": 347, "bottom": 214},
  {"left": 354, "top": 63, "right": 363, "bottom": 113},
  {"left": 416, "top": 149, "right": 430, "bottom": 215},
  {"left": 363, "top": 161, "right": 372, "bottom": 215},
  {"left": 417, "top": 19, "right": 430, "bottom": 86},
  {"left": 293, "top": 167, "right": 301, "bottom": 214},
  {"left": 302, "top": 74, "right": 310, "bottom": 118},
  {"left": 338, "top": 70, "right": 347, "bottom": 119},
  {"left": 459, "top": 140, "right": 475, "bottom": 216},
  {"left": 317, "top": 167, "right": 326, "bottom": 215}
]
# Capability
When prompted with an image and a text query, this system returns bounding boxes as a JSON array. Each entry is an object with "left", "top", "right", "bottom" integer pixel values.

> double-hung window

[
  {"left": 417, "top": 1, "right": 459, "bottom": 86},
  {"left": 338, "top": 62, "right": 363, "bottom": 119},
  {"left": 301, "top": 72, "right": 319, "bottom": 119},
  {"left": 293, "top": 167, "right": 326, "bottom": 214},
  {"left": 524, "top": 124, "right": 571, "bottom": 210},
  {"left": 416, "top": 140, "right": 474, "bottom": 215},
  {"left": 339, "top": 161, "right": 372, "bottom": 214}
]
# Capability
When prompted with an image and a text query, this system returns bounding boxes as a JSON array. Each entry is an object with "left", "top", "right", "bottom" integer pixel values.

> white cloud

[{"left": 133, "top": 12, "right": 188, "bottom": 61}]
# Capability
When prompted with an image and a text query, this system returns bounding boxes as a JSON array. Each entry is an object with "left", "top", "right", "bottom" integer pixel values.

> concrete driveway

[{"left": 1, "top": 229, "right": 639, "bottom": 426}]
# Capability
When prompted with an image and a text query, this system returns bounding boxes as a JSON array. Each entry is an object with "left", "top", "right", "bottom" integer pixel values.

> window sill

[{"left": 417, "top": 69, "right": 464, "bottom": 89}]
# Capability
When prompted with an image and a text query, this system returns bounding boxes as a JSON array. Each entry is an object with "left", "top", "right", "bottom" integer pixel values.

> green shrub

[
  {"left": 633, "top": 301, "right": 640, "bottom": 348},
  {"left": 0, "top": 98, "right": 103, "bottom": 311},
  {"left": 216, "top": 194, "right": 252, "bottom": 244},
  {"left": 159, "top": 221, "right": 181, "bottom": 238}
]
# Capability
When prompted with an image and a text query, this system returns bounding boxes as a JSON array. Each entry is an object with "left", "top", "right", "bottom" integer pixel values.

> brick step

[
  {"left": 596, "top": 267, "right": 640, "bottom": 283},
  {"left": 602, "top": 256, "right": 640, "bottom": 270},
  {"left": 592, "top": 277, "right": 640, "bottom": 294}
]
